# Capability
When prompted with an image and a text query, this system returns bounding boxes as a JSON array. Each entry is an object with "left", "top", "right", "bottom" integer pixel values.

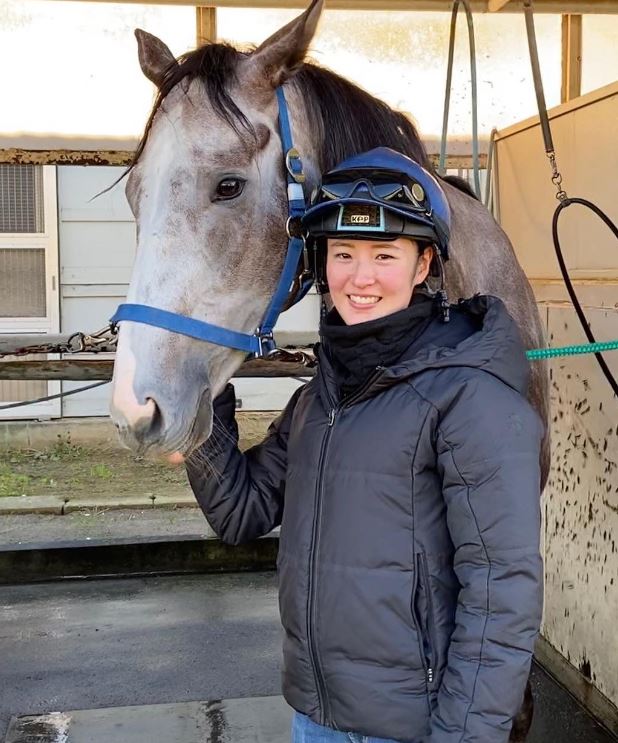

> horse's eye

[{"left": 214, "top": 178, "right": 245, "bottom": 201}]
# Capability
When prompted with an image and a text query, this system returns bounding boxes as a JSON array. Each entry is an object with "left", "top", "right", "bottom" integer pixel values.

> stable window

[
  {"left": 0, "top": 165, "right": 48, "bottom": 319},
  {"left": 0, "top": 165, "right": 60, "bottom": 419}
]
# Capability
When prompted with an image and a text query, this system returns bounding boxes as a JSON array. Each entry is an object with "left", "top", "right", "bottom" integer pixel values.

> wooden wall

[{"left": 495, "top": 81, "right": 618, "bottom": 713}]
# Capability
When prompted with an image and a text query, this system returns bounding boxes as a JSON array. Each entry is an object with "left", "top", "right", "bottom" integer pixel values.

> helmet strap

[{"left": 434, "top": 253, "right": 450, "bottom": 323}]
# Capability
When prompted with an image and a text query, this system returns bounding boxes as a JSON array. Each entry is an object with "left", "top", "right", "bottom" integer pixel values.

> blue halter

[{"left": 110, "top": 87, "right": 312, "bottom": 357}]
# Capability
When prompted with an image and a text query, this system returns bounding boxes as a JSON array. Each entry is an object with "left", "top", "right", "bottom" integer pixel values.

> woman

[{"left": 186, "top": 148, "right": 543, "bottom": 743}]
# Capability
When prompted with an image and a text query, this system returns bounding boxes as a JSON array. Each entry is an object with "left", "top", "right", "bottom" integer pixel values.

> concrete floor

[
  {"left": 5, "top": 697, "right": 294, "bottom": 743},
  {"left": 1, "top": 572, "right": 615, "bottom": 742},
  {"left": 0, "top": 573, "right": 282, "bottom": 740},
  {"left": 0, "top": 509, "right": 215, "bottom": 547}
]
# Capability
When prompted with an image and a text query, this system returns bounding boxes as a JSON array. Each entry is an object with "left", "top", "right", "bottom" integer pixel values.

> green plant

[
  {"left": 50, "top": 434, "right": 83, "bottom": 461},
  {"left": 0, "top": 464, "right": 30, "bottom": 497},
  {"left": 90, "top": 464, "right": 113, "bottom": 480}
]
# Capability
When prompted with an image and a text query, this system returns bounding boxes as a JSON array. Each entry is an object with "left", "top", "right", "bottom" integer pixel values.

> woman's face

[{"left": 326, "top": 237, "right": 433, "bottom": 325}]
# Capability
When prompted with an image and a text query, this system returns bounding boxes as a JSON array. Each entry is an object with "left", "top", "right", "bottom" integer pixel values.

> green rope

[{"left": 526, "top": 339, "right": 618, "bottom": 361}]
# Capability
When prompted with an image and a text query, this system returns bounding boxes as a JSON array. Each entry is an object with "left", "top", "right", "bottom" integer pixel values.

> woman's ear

[{"left": 414, "top": 246, "right": 434, "bottom": 285}]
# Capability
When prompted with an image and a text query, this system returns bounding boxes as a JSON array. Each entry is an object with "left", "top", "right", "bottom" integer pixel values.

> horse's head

[{"left": 111, "top": 1, "right": 323, "bottom": 458}]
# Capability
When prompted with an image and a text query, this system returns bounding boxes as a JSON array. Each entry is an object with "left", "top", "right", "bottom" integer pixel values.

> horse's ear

[
  {"left": 243, "top": 0, "right": 323, "bottom": 91},
  {"left": 135, "top": 29, "right": 178, "bottom": 88}
]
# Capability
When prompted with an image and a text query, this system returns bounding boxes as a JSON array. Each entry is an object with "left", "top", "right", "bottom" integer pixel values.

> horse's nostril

[
  {"left": 148, "top": 396, "right": 163, "bottom": 429},
  {"left": 145, "top": 396, "right": 162, "bottom": 427},
  {"left": 129, "top": 396, "right": 162, "bottom": 442}
]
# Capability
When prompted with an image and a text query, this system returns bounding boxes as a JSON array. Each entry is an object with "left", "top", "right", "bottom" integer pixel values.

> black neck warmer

[{"left": 320, "top": 291, "right": 437, "bottom": 398}]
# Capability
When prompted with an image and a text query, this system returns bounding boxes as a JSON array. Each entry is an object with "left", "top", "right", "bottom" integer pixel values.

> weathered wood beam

[
  {"left": 0, "top": 359, "right": 316, "bottom": 381},
  {"left": 0, "top": 149, "right": 487, "bottom": 169},
  {"left": 196, "top": 6, "right": 217, "bottom": 44},
  {"left": 0, "top": 148, "right": 133, "bottom": 166},
  {"left": 436, "top": 153, "right": 488, "bottom": 169},
  {"left": 0, "top": 360, "right": 115, "bottom": 381},
  {"left": 561, "top": 14, "right": 582, "bottom": 102}
]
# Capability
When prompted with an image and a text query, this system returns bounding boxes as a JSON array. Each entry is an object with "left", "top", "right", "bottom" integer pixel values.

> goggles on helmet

[
  {"left": 304, "top": 168, "right": 448, "bottom": 258},
  {"left": 317, "top": 171, "right": 430, "bottom": 213}
]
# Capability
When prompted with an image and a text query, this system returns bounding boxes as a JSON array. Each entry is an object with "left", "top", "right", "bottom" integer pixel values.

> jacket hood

[
  {"left": 317, "top": 295, "right": 531, "bottom": 405},
  {"left": 383, "top": 294, "right": 530, "bottom": 393}
]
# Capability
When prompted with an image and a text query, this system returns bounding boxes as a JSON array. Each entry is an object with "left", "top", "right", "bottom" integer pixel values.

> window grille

[
  {"left": 0, "top": 164, "right": 45, "bottom": 233},
  {"left": 0, "top": 248, "right": 47, "bottom": 317}
]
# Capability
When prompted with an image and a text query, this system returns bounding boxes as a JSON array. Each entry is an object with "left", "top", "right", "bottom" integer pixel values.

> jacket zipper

[
  {"left": 410, "top": 556, "right": 430, "bottom": 685},
  {"left": 306, "top": 366, "right": 385, "bottom": 726},
  {"left": 306, "top": 404, "right": 337, "bottom": 726},
  {"left": 417, "top": 553, "right": 436, "bottom": 688}
]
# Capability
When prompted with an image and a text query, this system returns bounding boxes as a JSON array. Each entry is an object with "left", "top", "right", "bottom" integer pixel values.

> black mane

[
  {"left": 294, "top": 64, "right": 430, "bottom": 172},
  {"left": 132, "top": 42, "right": 433, "bottom": 177}
]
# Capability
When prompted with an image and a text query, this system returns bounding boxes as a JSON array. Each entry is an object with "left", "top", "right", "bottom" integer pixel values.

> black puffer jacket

[{"left": 186, "top": 295, "right": 544, "bottom": 743}]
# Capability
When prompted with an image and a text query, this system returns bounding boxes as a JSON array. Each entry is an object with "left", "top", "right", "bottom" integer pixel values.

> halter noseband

[{"left": 110, "top": 87, "right": 312, "bottom": 357}]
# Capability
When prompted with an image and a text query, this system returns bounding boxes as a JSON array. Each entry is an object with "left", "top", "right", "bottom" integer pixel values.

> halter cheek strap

[{"left": 110, "top": 86, "right": 312, "bottom": 357}]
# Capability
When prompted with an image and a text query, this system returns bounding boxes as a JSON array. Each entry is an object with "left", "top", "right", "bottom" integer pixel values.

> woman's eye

[
  {"left": 376, "top": 254, "right": 395, "bottom": 261},
  {"left": 335, "top": 252, "right": 351, "bottom": 260},
  {"left": 214, "top": 178, "right": 245, "bottom": 201}
]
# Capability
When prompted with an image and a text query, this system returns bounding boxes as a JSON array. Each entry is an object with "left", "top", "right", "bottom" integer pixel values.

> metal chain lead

[
  {"left": 1, "top": 324, "right": 118, "bottom": 357},
  {"left": 82, "top": 324, "right": 118, "bottom": 352},
  {"left": 547, "top": 151, "right": 568, "bottom": 201}
]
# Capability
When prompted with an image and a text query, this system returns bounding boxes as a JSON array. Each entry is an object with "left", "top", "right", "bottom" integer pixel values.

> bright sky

[{"left": 0, "top": 1, "right": 617, "bottom": 143}]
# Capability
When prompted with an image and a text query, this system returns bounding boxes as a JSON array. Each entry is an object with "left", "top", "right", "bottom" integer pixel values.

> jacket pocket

[{"left": 412, "top": 552, "right": 437, "bottom": 687}]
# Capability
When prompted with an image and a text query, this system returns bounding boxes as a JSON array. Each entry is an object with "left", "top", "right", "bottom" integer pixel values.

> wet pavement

[
  {"left": 1, "top": 572, "right": 616, "bottom": 742},
  {"left": 5, "top": 697, "right": 293, "bottom": 743},
  {"left": 0, "top": 573, "right": 282, "bottom": 740}
]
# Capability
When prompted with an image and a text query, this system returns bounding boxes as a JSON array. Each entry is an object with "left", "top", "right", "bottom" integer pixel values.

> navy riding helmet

[{"left": 302, "top": 147, "right": 451, "bottom": 293}]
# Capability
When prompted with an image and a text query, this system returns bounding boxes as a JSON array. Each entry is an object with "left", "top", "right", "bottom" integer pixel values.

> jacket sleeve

[
  {"left": 185, "top": 383, "right": 302, "bottom": 546},
  {"left": 427, "top": 373, "right": 544, "bottom": 743}
]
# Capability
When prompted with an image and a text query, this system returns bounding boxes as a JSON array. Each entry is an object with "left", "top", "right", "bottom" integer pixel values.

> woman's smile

[{"left": 348, "top": 294, "right": 382, "bottom": 306}]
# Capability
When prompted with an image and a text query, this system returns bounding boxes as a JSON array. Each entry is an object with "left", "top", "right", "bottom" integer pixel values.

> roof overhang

[{"left": 33, "top": 0, "right": 618, "bottom": 13}]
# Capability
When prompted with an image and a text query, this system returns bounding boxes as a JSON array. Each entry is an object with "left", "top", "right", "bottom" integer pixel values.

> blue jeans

[{"left": 292, "top": 712, "right": 403, "bottom": 743}]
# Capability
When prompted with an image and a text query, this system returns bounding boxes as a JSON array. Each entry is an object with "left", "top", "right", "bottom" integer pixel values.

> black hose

[{"left": 552, "top": 198, "right": 618, "bottom": 397}]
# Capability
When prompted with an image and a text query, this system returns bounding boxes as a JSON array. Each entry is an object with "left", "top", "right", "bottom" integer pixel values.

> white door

[{"left": 0, "top": 164, "right": 61, "bottom": 419}]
